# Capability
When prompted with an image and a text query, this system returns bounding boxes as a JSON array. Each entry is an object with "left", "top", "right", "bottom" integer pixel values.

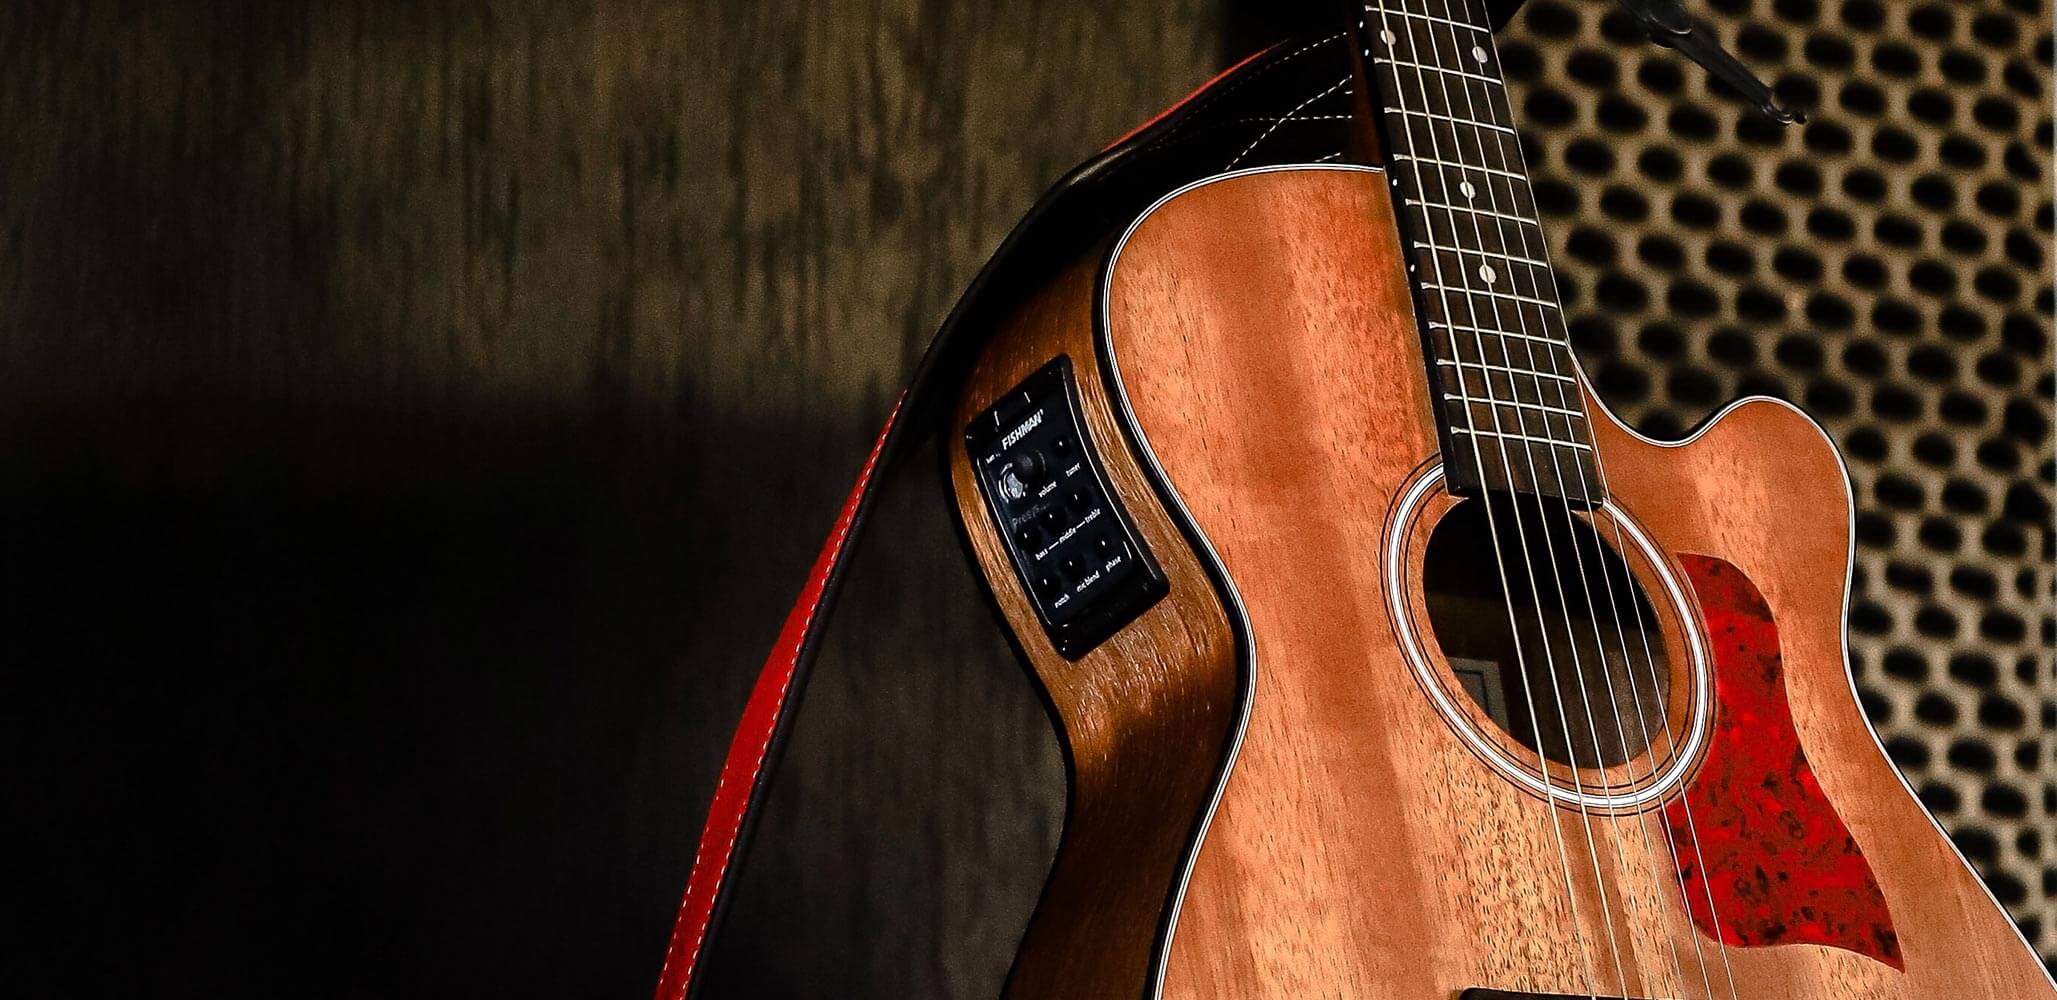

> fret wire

[
  {"left": 1376, "top": 55, "right": 1502, "bottom": 86},
  {"left": 1401, "top": 170, "right": 1543, "bottom": 235},
  {"left": 1409, "top": 24, "right": 1577, "bottom": 404},
  {"left": 1428, "top": 321, "right": 1569, "bottom": 348},
  {"left": 1382, "top": 6, "right": 1491, "bottom": 35},
  {"left": 1404, "top": 0, "right": 1562, "bottom": 302},
  {"left": 1417, "top": 282, "right": 1561, "bottom": 309},
  {"left": 1369, "top": 0, "right": 1513, "bottom": 462},
  {"left": 1381, "top": 106, "right": 1518, "bottom": 136},
  {"left": 1432, "top": 350, "right": 1582, "bottom": 398},
  {"left": 1413, "top": 240, "right": 1551, "bottom": 269},
  {"left": 1445, "top": 393, "right": 1588, "bottom": 419},
  {"left": 1435, "top": 359, "right": 1576, "bottom": 383},
  {"left": 1389, "top": 153, "right": 1527, "bottom": 182},
  {"left": 1431, "top": 342, "right": 1583, "bottom": 413},
  {"left": 1409, "top": 200, "right": 1540, "bottom": 228},
  {"left": 1380, "top": 115, "right": 1524, "bottom": 163},
  {"left": 1426, "top": 0, "right": 1610, "bottom": 499},
  {"left": 1450, "top": 426, "right": 1595, "bottom": 451},
  {"left": 1368, "top": 0, "right": 1601, "bottom": 486}
]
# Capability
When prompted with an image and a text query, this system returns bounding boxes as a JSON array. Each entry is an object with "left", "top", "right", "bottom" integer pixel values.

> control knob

[{"left": 1009, "top": 450, "right": 1050, "bottom": 486}]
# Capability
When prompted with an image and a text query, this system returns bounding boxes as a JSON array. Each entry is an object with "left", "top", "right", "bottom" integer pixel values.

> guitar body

[{"left": 950, "top": 166, "right": 2054, "bottom": 999}]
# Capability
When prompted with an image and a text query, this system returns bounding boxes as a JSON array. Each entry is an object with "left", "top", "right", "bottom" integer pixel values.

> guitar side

[{"left": 949, "top": 248, "right": 1245, "bottom": 1000}]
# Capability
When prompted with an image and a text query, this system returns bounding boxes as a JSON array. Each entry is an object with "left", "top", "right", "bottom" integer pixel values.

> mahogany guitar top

[
  {"left": 1091, "top": 165, "right": 2052, "bottom": 999},
  {"left": 948, "top": 160, "right": 2054, "bottom": 999}
]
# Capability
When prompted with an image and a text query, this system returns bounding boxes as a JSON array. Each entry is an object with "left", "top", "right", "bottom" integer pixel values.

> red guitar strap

[
  {"left": 649, "top": 398, "right": 902, "bottom": 1000},
  {"left": 646, "top": 67, "right": 1248, "bottom": 1000}
]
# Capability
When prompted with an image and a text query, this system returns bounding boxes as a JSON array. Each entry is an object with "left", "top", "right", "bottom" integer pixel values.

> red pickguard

[{"left": 1666, "top": 553, "right": 1901, "bottom": 968}]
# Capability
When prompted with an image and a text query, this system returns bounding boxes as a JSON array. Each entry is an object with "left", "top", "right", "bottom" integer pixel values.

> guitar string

[
  {"left": 1592, "top": 498, "right": 1746, "bottom": 1000},
  {"left": 1473, "top": 241, "right": 1717, "bottom": 998},
  {"left": 1423, "top": 3, "right": 1711, "bottom": 995},
  {"left": 1423, "top": 1, "right": 1745, "bottom": 995},
  {"left": 1402, "top": 0, "right": 1678, "bottom": 994},
  {"left": 1442, "top": 31, "right": 1748, "bottom": 1000},
  {"left": 1257, "top": 15, "right": 1747, "bottom": 993},
  {"left": 1394, "top": 3, "right": 1673, "bottom": 994},
  {"left": 1363, "top": 3, "right": 1603, "bottom": 996},
  {"left": 1554, "top": 363, "right": 1749, "bottom": 997},
  {"left": 1419, "top": 0, "right": 1717, "bottom": 994},
  {"left": 1453, "top": 84, "right": 1734, "bottom": 997}
]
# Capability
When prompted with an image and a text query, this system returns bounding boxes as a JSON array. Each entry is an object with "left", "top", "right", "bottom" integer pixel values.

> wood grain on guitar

[
  {"left": 948, "top": 165, "right": 2053, "bottom": 998},
  {"left": 949, "top": 253, "right": 1241, "bottom": 1000},
  {"left": 941, "top": 0, "right": 2054, "bottom": 995}
]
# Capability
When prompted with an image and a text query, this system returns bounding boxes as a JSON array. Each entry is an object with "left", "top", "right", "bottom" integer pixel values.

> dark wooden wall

[{"left": 1, "top": 2, "right": 1270, "bottom": 997}]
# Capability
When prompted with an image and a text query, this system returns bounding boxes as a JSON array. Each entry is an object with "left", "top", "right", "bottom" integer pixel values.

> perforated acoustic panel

[{"left": 1489, "top": 0, "right": 2054, "bottom": 961}]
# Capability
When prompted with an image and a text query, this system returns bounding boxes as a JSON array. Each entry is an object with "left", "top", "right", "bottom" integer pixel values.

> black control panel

[{"left": 965, "top": 355, "right": 1167, "bottom": 660}]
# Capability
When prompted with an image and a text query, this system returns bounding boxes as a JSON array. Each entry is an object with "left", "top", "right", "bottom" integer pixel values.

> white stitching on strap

[
  {"left": 1138, "top": 32, "right": 1346, "bottom": 153},
  {"left": 1230, "top": 114, "right": 1352, "bottom": 123},
  {"left": 1226, "top": 74, "right": 1353, "bottom": 169},
  {"left": 656, "top": 402, "right": 901, "bottom": 998}
]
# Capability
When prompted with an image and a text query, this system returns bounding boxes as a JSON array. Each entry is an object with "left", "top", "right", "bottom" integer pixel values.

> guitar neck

[{"left": 1352, "top": 0, "right": 1606, "bottom": 508}]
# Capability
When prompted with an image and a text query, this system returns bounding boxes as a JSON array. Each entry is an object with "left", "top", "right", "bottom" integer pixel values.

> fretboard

[{"left": 1356, "top": 0, "right": 1605, "bottom": 508}]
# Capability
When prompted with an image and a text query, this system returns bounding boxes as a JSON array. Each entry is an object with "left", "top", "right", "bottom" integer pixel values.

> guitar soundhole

[{"left": 1421, "top": 493, "right": 1671, "bottom": 771}]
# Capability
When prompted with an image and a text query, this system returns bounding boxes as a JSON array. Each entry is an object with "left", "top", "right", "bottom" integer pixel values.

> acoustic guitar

[
  {"left": 647, "top": 3, "right": 2053, "bottom": 998},
  {"left": 937, "top": 2, "right": 2056, "bottom": 999}
]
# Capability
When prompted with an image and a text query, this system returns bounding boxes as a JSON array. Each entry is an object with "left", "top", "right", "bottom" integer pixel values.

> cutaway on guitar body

[{"left": 949, "top": 163, "right": 2055, "bottom": 999}]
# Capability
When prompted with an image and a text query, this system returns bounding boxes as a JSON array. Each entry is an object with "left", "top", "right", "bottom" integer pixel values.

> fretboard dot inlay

[{"left": 1360, "top": 0, "right": 1603, "bottom": 508}]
